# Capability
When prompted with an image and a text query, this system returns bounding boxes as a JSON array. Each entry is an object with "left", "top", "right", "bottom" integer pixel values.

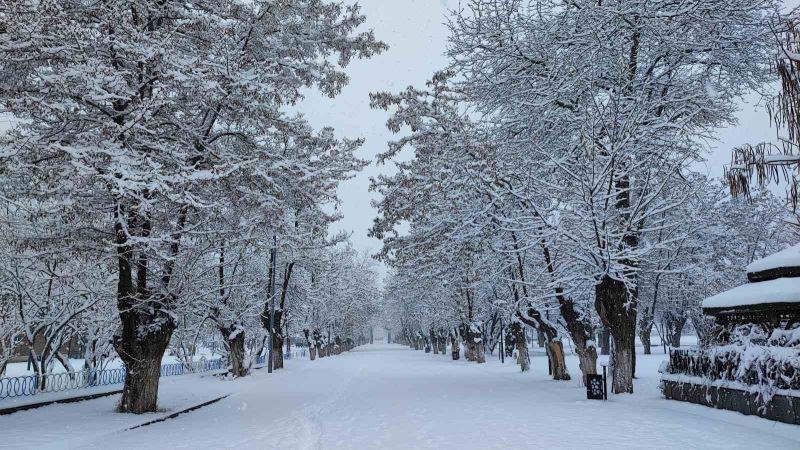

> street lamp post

[{"left": 268, "top": 235, "right": 277, "bottom": 374}]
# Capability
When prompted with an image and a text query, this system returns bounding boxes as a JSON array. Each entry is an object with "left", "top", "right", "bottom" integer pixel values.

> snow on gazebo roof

[
  {"left": 704, "top": 244, "right": 800, "bottom": 320},
  {"left": 746, "top": 244, "right": 800, "bottom": 282},
  {"left": 702, "top": 277, "right": 800, "bottom": 312}
]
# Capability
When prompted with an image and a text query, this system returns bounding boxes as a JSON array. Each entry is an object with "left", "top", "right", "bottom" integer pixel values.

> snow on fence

[
  {"left": 0, "top": 349, "right": 307, "bottom": 401},
  {"left": 661, "top": 347, "right": 800, "bottom": 424},
  {"left": 0, "top": 358, "right": 225, "bottom": 400},
  {"left": 665, "top": 346, "right": 800, "bottom": 393}
]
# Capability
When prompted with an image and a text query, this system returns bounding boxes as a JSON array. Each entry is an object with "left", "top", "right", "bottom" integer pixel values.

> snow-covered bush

[{"left": 667, "top": 325, "right": 800, "bottom": 402}]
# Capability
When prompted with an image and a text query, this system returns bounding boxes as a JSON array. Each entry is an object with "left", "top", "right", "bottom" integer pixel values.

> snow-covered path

[{"left": 4, "top": 343, "right": 800, "bottom": 449}]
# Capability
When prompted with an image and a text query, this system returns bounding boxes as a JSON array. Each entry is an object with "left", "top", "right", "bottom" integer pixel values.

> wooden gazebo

[
  {"left": 703, "top": 244, "right": 800, "bottom": 327},
  {"left": 661, "top": 245, "right": 800, "bottom": 425}
]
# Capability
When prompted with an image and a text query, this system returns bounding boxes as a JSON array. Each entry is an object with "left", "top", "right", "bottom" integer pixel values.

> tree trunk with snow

[
  {"left": 639, "top": 317, "right": 653, "bottom": 355},
  {"left": 595, "top": 275, "right": 636, "bottom": 394},
  {"left": 556, "top": 296, "right": 597, "bottom": 384},
  {"left": 666, "top": 315, "right": 686, "bottom": 348},
  {"left": 450, "top": 331, "right": 460, "bottom": 360},
  {"left": 517, "top": 308, "right": 570, "bottom": 381},
  {"left": 474, "top": 341, "right": 486, "bottom": 363},
  {"left": 114, "top": 236, "right": 177, "bottom": 413},
  {"left": 272, "top": 331, "right": 284, "bottom": 370},
  {"left": 222, "top": 327, "right": 247, "bottom": 377},
  {"left": 304, "top": 329, "right": 317, "bottom": 361},
  {"left": 577, "top": 345, "right": 597, "bottom": 384},
  {"left": 548, "top": 339, "right": 570, "bottom": 381},
  {"left": 512, "top": 323, "right": 530, "bottom": 372},
  {"left": 116, "top": 330, "right": 171, "bottom": 414}
]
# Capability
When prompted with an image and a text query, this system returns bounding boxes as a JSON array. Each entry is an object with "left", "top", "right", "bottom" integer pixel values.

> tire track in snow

[{"left": 289, "top": 361, "right": 369, "bottom": 449}]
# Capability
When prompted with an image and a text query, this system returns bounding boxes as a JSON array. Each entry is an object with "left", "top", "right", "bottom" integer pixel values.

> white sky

[
  {"left": 300, "top": 0, "right": 463, "bottom": 278},
  {"left": 300, "top": 0, "right": 784, "bottom": 281}
]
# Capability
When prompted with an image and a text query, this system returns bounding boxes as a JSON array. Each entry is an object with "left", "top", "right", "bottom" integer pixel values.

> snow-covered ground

[{"left": 2, "top": 343, "right": 800, "bottom": 450}]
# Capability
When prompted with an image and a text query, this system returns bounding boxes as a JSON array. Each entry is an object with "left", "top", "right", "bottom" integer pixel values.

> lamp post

[
  {"left": 499, "top": 322, "right": 504, "bottom": 364},
  {"left": 268, "top": 235, "right": 277, "bottom": 374}
]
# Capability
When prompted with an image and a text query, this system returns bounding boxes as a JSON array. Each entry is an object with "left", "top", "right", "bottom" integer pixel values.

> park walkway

[{"left": 2, "top": 343, "right": 800, "bottom": 449}]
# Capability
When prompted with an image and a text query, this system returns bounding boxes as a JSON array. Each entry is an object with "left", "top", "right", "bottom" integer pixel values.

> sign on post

[{"left": 586, "top": 374, "right": 605, "bottom": 400}]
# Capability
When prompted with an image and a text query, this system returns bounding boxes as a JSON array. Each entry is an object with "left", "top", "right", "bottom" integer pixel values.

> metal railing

[
  {"left": 0, "top": 358, "right": 224, "bottom": 401},
  {"left": 1, "top": 348, "right": 309, "bottom": 401}
]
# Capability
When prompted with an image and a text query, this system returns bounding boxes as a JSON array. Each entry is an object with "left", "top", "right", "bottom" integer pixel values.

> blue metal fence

[
  {"left": 0, "top": 358, "right": 225, "bottom": 400},
  {"left": 1, "top": 348, "right": 309, "bottom": 401}
]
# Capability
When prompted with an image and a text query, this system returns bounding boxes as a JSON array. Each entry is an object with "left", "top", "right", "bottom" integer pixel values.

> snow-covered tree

[
  {"left": 446, "top": 0, "right": 780, "bottom": 393},
  {"left": 0, "top": 0, "right": 384, "bottom": 412}
]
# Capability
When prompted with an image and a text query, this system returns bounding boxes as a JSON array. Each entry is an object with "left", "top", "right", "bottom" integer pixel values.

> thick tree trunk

[
  {"left": 612, "top": 344, "right": 634, "bottom": 394},
  {"left": 114, "top": 248, "right": 177, "bottom": 411},
  {"left": 460, "top": 323, "right": 484, "bottom": 363},
  {"left": 517, "top": 308, "right": 570, "bottom": 381},
  {"left": 450, "top": 333, "right": 460, "bottom": 360},
  {"left": 117, "top": 340, "right": 167, "bottom": 414},
  {"left": 215, "top": 247, "right": 247, "bottom": 378},
  {"left": 430, "top": 330, "right": 438, "bottom": 354},
  {"left": 114, "top": 306, "right": 175, "bottom": 413},
  {"left": 334, "top": 337, "right": 342, "bottom": 355},
  {"left": 558, "top": 304, "right": 598, "bottom": 385},
  {"left": 669, "top": 328, "right": 682, "bottom": 348},
  {"left": 272, "top": 334, "right": 284, "bottom": 370},
  {"left": 463, "top": 338, "right": 474, "bottom": 361},
  {"left": 639, "top": 323, "right": 652, "bottom": 355},
  {"left": 557, "top": 297, "right": 597, "bottom": 384},
  {"left": 510, "top": 322, "right": 529, "bottom": 372},
  {"left": 536, "top": 236, "right": 597, "bottom": 383},
  {"left": 223, "top": 327, "right": 247, "bottom": 378},
  {"left": 516, "top": 339, "right": 530, "bottom": 372},
  {"left": 548, "top": 340, "right": 570, "bottom": 380},
  {"left": 668, "top": 316, "right": 686, "bottom": 348},
  {"left": 595, "top": 275, "right": 636, "bottom": 394},
  {"left": 112, "top": 197, "right": 186, "bottom": 413},
  {"left": 504, "top": 327, "right": 514, "bottom": 357},
  {"left": 577, "top": 346, "right": 598, "bottom": 384},
  {"left": 304, "top": 329, "right": 317, "bottom": 361},
  {"left": 474, "top": 338, "right": 486, "bottom": 363}
]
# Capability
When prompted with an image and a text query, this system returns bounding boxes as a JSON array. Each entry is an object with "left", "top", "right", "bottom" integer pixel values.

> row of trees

[
  {"left": 373, "top": 0, "right": 797, "bottom": 394},
  {"left": 0, "top": 0, "right": 385, "bottom": 413}
]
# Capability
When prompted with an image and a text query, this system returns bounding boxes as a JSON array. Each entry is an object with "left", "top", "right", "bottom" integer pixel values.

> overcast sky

[
  {"left": 299, "top": 0, "right": 463, "bottom": 276},
  {"left": 299, "top": 0, "right": 783, "bottom": 280}
]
